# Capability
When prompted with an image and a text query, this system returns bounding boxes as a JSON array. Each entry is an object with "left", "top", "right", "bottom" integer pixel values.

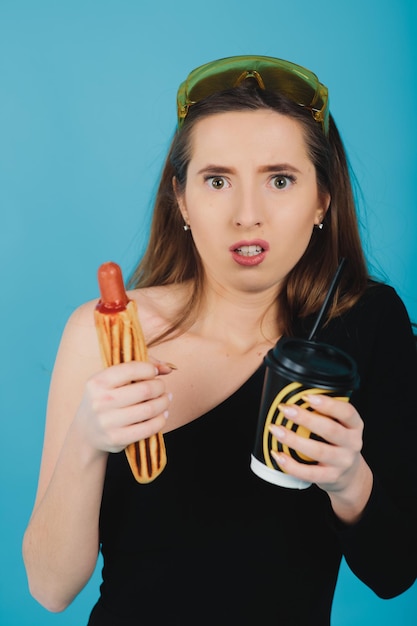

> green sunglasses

[{"left": 177, "top": 55, "right": 329, "bottom": 135}]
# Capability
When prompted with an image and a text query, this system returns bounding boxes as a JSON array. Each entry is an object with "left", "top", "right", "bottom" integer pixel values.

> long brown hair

[{"left": 128, "top": 82, "right": 369, "bottom": 343}]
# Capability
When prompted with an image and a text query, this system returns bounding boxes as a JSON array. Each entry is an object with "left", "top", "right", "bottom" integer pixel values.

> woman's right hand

[{"left": 75, "top": 360, "right": 172, "bottom": 455}]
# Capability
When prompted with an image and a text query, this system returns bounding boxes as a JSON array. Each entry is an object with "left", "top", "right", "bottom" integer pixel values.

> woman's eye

[
  {"left": 272, "top": 175, "right": 294, "bottom": 190},
  {"left": 207, "top": 176, "right": 229, "bottom": 190}
]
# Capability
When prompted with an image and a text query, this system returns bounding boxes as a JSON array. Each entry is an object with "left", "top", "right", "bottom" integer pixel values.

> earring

[
  {"left": 183, "top": 223, "right": 190, "bottom": 231},
  {"left": 317, "top": 222, "right": 324, "bottom": 230}
]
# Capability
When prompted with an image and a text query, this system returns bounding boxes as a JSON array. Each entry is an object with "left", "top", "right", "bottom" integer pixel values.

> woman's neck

[{"left": 191, "top": 281, "right": 281, "bottom": 353}]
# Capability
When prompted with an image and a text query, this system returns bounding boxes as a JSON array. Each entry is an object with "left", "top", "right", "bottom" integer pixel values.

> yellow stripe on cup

[{"left": 263, "top": 384, "right": 349, "bottom": 470}]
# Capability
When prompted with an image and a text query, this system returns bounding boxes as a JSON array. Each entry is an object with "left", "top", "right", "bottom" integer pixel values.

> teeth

[{"left": 236, "top": 245, "right": 263, "bottom": 257}]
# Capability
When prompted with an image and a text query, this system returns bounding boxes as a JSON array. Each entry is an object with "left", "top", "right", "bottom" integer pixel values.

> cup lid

[{"left": 271, "top": 337, "right": 358, "bottom": 387}]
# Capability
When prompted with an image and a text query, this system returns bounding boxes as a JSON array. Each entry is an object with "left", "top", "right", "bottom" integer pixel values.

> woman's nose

[{"left": 232, "top": 186, "right": 263, "bottom": 228}]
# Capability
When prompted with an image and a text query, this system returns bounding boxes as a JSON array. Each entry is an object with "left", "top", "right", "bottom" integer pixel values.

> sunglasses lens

[
  {"left": 187, "top": 69, "right": 246, "bottom": 102},
  {"left": 179, "top": 57, "right": 328, "bottom": 133},
  {"left": 258, "top": 67, "right": 321, "bottom": 107}
]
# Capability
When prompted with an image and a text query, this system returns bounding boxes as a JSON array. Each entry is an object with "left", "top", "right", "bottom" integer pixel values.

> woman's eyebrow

[
  {"left": 196, "top": 164, "right": 235, "bottom": 176},
  {"left": 196, "top": 163, "right": 302, "bottom": 176},
  {"left": 258, "top": 163, "right": 302, "bottom": 174}
]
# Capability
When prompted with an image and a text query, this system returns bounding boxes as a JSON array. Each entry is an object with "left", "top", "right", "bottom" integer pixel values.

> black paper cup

[{"left": 251, "top": 337, "right": 359, "bottom": 489}]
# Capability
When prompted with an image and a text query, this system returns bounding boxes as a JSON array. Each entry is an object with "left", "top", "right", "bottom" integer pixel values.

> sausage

[{"left": 96, "top": 261, "right": 129, "bottom": 312}]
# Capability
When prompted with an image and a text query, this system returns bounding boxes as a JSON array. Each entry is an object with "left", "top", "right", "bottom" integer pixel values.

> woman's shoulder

[
  {"left": 70, "top": 283, "right": 188, "bottom": 321},
  {"left": 349, "top": 280, "right": 413, "bottom": 329},
  {"left": 356, "top": 280, "right": 401, "bottom": 307},
  {"left": 322, "top": 280, "right": 415, "bottom": 354},
  {"left": 53, "top": 283, "right": 188, "bottom": 378}
]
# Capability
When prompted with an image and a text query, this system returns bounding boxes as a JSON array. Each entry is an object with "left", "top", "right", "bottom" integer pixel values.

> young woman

[{"left": 23, "top": 56, "right": 417, "bottom": 625}]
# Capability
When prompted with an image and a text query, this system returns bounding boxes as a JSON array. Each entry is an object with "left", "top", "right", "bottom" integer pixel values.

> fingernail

[
  {"left": 271, "top": 450, "right": 286, "bottom": 465},
  {"left": 168, "top": 392, "right": 173, "bottom": 402},
  {"left": 279, "top": 404, "right": 297, "bottom": 418},
  {"left": 269, "top": 424, "right": 286, "bottom": 439},
  {"left": 164, "top": 410, "right": 169, "bottom": 419},
  {"left": 303, "top": 394, "right": 323, "bottom": 406}
]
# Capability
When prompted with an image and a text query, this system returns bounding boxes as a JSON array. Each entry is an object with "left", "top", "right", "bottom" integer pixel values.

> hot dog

[{"left": 94, "top": 261, "right": 167, "bottom": 483}]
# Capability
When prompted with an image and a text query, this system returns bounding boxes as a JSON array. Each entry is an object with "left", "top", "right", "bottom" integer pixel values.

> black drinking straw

[{"left": 308, "top": 258, "right": 347, "bottom": 341}]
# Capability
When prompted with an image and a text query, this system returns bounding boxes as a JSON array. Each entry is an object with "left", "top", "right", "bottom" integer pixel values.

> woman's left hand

[{"left": 269, "top": 394, "right": 373, "bottom": 523}]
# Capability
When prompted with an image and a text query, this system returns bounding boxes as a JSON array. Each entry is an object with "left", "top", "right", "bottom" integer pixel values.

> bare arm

[{"left": 22, "top": 301, "right": 171, "bottom": 611}]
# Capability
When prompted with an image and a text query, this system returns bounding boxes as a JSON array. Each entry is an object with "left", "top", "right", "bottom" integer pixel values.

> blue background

[{"left": 1, "top": 1, "right": 416, "bottom": 624}]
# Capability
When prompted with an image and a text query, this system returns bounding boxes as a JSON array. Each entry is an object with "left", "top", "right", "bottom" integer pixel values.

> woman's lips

[{"left": 229, "top": 240, "right": 269, "bottom": 266}]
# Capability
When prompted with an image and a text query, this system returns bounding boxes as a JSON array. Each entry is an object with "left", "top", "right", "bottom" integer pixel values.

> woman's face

[{"left": 176, "top": 109, "right": 330, "bottom": 297}]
